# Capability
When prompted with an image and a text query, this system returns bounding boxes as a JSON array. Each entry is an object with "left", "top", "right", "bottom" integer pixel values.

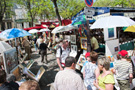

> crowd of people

[{"left": 0, "top": 32, "right": 135, "bottom": 90}]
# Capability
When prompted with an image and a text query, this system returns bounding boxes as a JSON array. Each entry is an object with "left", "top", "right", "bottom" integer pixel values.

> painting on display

[
  {"left": 104, "top": 27, "right": 117, "bottom": 41},
  {"left": 10, "top": 65, "right": 21, "bottom": 80},
  {"left": 71, "top": 45, "right": 77, "bottom": 52},
  {"left": 70, "top": 35, "right": 76, "bottom": 44},
  {"left": 108, "top": 28, "right": 114, "bottom": 38},
  {"left": 77, "top": 54, "right": 86, "bottom": 66},
  {"left": 105, "top": 39, "right": 119, "bottom": 56},
  {"left": 3, "top": 47, "right": 18, "bottom": 73},
  {"left": 80, "top": 37, "right": 87, "bottom": 50},
  {"left": 64, "top": 35, "right": 70, "bottom": 41}
]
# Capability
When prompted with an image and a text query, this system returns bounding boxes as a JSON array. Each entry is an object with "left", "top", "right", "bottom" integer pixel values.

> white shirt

[
  {"left": 36, "top": 38, "right": 42, "bottom": 46},
  {"left": 56, "top": 47, "right": 70, "bottom": 65},
  {"left": 54, "top": 68, "right": 86, "bottom": 90}
]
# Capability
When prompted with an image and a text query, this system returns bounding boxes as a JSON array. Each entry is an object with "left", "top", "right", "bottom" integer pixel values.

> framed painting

[
  {"left": 3, "top": 47, "right": 18, "bottom": 73},
  {"left": 77, "top": 54, "right": 86, "bottom": 66},
  {"left": 104, "top": 27, "right": 117, "bottom": 41},
  {"left": 71, "top": 45, "right": 77, "bottom": 52},
  {"left": 70, "top": 35, "right": 76, "bottom": 44},
  {"left": 10, "top": 65, "right": 21, "bottom": 80},
  {"left": 64, "top": 35, "right": 70, "bottom": 41},
  {"left": 80, "top": 37, "right": 87, "bottom": 50}
]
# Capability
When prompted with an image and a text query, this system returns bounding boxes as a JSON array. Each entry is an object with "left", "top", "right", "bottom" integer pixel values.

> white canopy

[
  {"left": 90, "top": 16, "right": 135, "bottom": 29},
  {"left": 0, "top": 41, "right": 12, "bottom": 54}
]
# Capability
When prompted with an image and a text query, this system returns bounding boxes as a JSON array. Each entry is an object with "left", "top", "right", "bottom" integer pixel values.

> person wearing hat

[{"left": 113, "top": 50, "right": 133, "bottom": 90}]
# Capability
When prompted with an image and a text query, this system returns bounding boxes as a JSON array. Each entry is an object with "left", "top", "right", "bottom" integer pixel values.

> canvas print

[
  {"left": 10, "top": 65, "right": 21, "bottom": 80},
  {"left": 114, "top": 46, "right": 119, "bottom": 52},
  {"left": 71, "top": 45, "right": 77, "bottom": 52},
  {"left": 108, "top": 28, "right": 114, "bottom": 38},
  {"left": 64, "top": 35, "right": 70, "bottom": 41},
  {"left": 80, "top": 37, "right": 87, "bottom": 50},
  {"left": 77, "top": 54, "right": 86, "bottom": 66},
  {"left": 3, "top": 48, "right": 18, "bottom": 73},
  {"left": 70, "top": 35, "right": 76, "bottom": 44}
]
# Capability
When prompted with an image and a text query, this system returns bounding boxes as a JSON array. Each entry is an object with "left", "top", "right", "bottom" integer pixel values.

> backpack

[{"left": 56, "top": 45, "right": 62, "bottom": 55}]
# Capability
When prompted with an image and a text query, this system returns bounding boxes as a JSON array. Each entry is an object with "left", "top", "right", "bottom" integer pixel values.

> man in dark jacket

[
  {"left": 0, "top": 69, "right": 14, "bottom": 90},
  {"left": 39, "top": 40, "right": 48, "bottom": 63}
]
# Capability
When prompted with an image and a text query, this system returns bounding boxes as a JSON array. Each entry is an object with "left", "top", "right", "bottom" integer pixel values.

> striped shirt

[{"left": 114, "top": 60, "right": 133, "bottom": 80}]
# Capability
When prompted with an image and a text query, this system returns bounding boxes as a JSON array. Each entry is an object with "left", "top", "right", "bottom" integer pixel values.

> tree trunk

[
  {"left": 86, "top": 20, "right": 91, "bottom": 52},
  {"left": 52, "top": 0, "right": 62, "bottom": 26},
  {"left": 0, "top": 16, "right": 3, "bottom": 31},
  {"left": 31, "top": 18, "right": 34, "bottom": 27}
]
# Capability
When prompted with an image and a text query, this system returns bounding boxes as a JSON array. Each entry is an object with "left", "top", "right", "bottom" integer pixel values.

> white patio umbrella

[
  {"left": 39, "top": 29, "right": 50, "bottom": 32},
  {"left": 90, "top": 16, "right": 135, "bottom": 29},
  {"left": 42, "top": 25, "right": 48, "bottom": 28},
  {"left": 64, "top": 24, "right": 78, "bottom": 31},
  {"left": 28, "top": 29, "right": 38, "bottom": 33},
  {"left": 51, "top": 26, "right": 65, "bottom": 33}
]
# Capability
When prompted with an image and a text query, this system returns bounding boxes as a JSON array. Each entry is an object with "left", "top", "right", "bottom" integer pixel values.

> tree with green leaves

[
  {"left": 93, "top": 0, "right": 135, "bottom": 8},
  {"left": 38, "top": 0, "right": 55, "bottom": 21},
  {"left": 93, "top": 0, "right": 115, "bottom": 7},
  {"left": 17, "top": 0, "right": 47, "bottom": 27},
  {"left": 0, "top": 0, "right": 14, "bottom": 30},
  {"left": 57, "top": 0, "right": 85, "bottom": 19}
]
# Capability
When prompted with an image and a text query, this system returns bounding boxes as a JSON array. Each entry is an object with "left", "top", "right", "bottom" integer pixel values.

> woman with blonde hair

[{"left": 94, "top": 57, "right": 115, "bottom": 90}]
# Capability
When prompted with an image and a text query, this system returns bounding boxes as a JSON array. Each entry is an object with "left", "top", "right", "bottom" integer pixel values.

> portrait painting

[
  {"left": 80, "top": 37, "right": 87, "bottom": 50},
  {"left": 70, "top": 35, "right": 76, "bottom": 44}
]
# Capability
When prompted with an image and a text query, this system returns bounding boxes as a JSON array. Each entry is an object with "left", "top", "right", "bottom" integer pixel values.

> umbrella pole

[
  {"left": 15, "top": 38, "right": 19, "bottom": 63},
  {"left": 118, "top": 28, "right": 121, "bottom": 51}
]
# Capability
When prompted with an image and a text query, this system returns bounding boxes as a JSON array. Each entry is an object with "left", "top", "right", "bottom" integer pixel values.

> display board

[{"left": 105, "top": 39, "right": 119, "bottom": 56}]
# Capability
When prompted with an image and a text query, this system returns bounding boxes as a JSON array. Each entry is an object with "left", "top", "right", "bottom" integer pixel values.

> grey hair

[{"left": 98, "top": 57, "right": 110, "bottom": 70}]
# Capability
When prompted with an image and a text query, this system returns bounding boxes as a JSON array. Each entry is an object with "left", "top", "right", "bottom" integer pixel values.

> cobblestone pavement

[{"left": 26, "top": 48, "right": 59, "bottom": 90}]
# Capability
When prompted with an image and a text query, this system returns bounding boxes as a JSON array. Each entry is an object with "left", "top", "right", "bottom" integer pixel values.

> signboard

[
  {"left": 84, "top": 7, "right": 95, "bottom": 20},
  {"left": 86, "top": 15, "right": 93, "bottom": 20},
  {"left": 72, "top": 7, "right": 110, "bottom": 20},
  {"left": 85, "top": 0, "right": 93, "bottom": 7},
  {"left": 84, "top": 7, "right": 95, "bottom": 15}
]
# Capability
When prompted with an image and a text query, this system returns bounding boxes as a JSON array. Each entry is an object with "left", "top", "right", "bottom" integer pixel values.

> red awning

[{"left": 24, "top": 26, "right": 47, "bottom": 31}]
